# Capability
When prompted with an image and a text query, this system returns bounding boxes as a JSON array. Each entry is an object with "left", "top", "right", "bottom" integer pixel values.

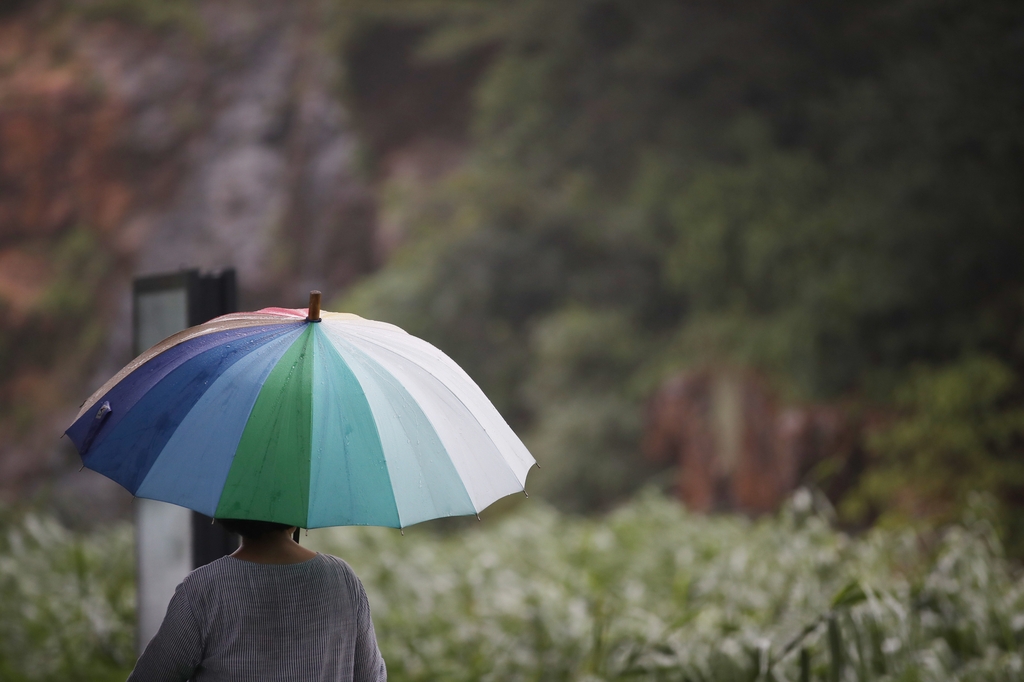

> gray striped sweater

[{"left": 127, "top": 553, "right": 387, "bottom": 682}]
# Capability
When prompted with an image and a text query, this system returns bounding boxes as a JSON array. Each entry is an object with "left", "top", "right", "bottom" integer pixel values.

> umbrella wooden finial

[{"left": 307, "top": 291, "right": 322, "bottom": 322}]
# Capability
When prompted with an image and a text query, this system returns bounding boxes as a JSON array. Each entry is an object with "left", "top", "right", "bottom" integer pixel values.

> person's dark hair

[{"left": 217, "top": 518, "right": 293, "bottom": 540}]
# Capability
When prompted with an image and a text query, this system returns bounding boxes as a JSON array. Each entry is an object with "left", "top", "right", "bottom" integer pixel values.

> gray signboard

[{"left": 132, "top": 269, "right": 239, "bottom": 654}]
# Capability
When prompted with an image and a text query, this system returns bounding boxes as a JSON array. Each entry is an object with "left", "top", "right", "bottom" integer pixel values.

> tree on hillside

[{"left": 335, "top": 0, "right": 1024, "bottom": 542}]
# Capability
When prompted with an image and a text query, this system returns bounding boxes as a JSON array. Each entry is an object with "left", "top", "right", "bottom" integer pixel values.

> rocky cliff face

[
  {"left": 643, "top": 370, "right": 867, "bottom": 515},
  {"left": 0, "top": 1, "right": 377, "bottom": 516},
  {"left": 1, "top": 4, "right": 867, "bottom": 520}
]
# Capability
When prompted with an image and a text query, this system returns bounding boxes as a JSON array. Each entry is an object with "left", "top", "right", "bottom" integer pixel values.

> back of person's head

[{"left": 217, "top": 518, "right": 293, "bottom": 540}]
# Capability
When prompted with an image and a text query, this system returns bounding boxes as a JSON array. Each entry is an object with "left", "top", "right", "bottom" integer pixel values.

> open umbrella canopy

[{"left": 65, "top": 297, "right": 535, "bottom": 529}]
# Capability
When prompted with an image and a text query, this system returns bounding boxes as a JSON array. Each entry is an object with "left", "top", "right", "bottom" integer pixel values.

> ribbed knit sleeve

[
  {"left": 127, "top": 583, "right": 202, "bottom": 682},
  {"left": 353, "top": 580, "right": 387, "bottom": 682}
]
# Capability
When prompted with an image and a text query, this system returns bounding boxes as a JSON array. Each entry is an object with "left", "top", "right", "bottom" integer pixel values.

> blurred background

[{"left": 1, "top": 0, "right": 1023, "bottom": 680}]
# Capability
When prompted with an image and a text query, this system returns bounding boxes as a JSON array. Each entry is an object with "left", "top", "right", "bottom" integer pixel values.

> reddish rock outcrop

[
  {"left": 643, "top": 370, "right": 864, "bottom": 514},
  {"left": 0, "top": 3, "right": 380, "bottom": 513}
]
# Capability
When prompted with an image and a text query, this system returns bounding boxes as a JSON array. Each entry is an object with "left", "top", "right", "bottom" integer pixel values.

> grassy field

[{"left": 2, "top": 491, "right": 1022, "bottom": 681}]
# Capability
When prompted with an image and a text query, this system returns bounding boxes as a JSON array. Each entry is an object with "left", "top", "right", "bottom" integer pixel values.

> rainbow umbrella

[{"left": 65, "top": 293, "right": 535, "bottom": 529}]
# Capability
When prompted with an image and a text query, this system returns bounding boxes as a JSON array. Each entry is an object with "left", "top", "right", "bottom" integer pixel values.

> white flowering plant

[
  {"left": 311, "top": 491, "right": 1024, "bottom": 682},
  {"left": 0, "top": 512, "right": 134, "bottom": 682},
  {"left": 1, "top": 491, "right": 1022, "bottom": 681}
]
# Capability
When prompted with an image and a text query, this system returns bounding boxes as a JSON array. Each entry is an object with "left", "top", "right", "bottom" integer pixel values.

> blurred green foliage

[
  {"left": 312, "top": 491, "right": 1024, "bottom": 681},
  {"left": 0, "top": 512, "right": 134, "bottom": 682},
  {"left": 0, "top": 227, "right": 111, "bottom": 434},
  {"left": 4, "top": 494, "right": 1022, "bottom": 681},
  {"left": 851, "top": 357, "right": 1024, "bottom": 554},
  {"left": 334, "top": 0, "right": 1024, "bottom": 524},
  {"left": 68, "top": 0, "right": 204, "bottom": 36}
]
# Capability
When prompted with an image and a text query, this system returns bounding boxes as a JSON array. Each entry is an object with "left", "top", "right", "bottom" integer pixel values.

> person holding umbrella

[
  {"left": 66, "top": 293, "right": 535, "bottom": 681},
  {"left": 127, "top": 518, "right": 387, "bottom": 682}
]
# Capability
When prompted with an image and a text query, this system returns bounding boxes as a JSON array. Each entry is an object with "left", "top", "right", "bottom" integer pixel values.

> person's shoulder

[
  {"left": 180, "top": 556, "right": 239, "bottom": 590},
  {"left": 315, "top": 554, "right": 365, "bottom": 589},
  {"left": 165, "top": 556, "right": 238, "bottom": 611},
  {"left": 317, "top": 552, "right": 356, "bottom": 575}
]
